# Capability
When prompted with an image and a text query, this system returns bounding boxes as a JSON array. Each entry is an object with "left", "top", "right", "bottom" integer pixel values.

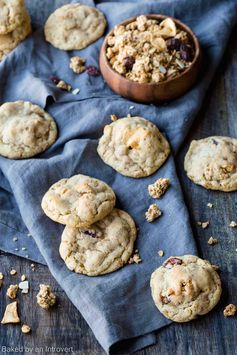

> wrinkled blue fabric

[{"left": 0, "top": 0, "right": 237, "bottom": 353}]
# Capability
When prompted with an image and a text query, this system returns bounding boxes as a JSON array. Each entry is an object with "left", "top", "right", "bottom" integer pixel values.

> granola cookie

[
  {"left": 44, "top": 3, "right": 106, "bottom": 50},
  {"left": 59, "top": 208, "right": 137, "bottom": 276},
  {"left": 41, "top": 174, "right": 116, "bottom": 228},
  {"left": 150, "top": 255, "right": 222, "bottom": 322},
  {"left": 0, "top": 101, "right": 57, "bottom": 159},
  {"left": 97, "top": 116, "right": 170, "bottom": 178},
  {"left": 184, "top": 136, "right": 237, "bottom": 191},
  {"left": 0, "top": 8, "right": 31, "bottom": 61},
  {"left": 0, "top": 0, "right": 26, "bottom": 34}
]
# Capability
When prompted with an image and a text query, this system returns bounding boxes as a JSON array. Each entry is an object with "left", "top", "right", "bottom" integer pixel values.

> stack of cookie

[
  {"left": 41, "top": 174, "right": 137, "bottom": 276},
  {"left": 0, "top": 0, "right": 31, "bottom": 61}
]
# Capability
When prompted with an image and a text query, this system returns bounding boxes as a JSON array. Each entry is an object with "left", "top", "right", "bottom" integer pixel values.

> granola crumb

[
  {"left": 229, "top": 221, "right": 237, "bottom": 228},
  {"left": 69, "top": 56, "right": 86, "bottom": 74},
  {"left": 223, "top": 304, "right": 237, "bottom": 317},
  {"left": 110, "top": 114, "right": 118, "bottom": 122},
  {"left": 158, "top": 250, "right": 164, "bottom": 257},
  {"left": 10, "top": 269, "right": 17, "bottom": 276},
  {"left": 0, "top": 272, "right": 3, "bottom": 280},
  {"left": 197, "top": 221, "right": 209, "bottom": 229},
  {"left": 207, "top": 203, "right": 213, "bottom": 208},
  {"left": 6, "top": 284, "right": 18, "bottom": 299},
  {"left": 148, "top": 178, "right": 170, "bottom": 199},
  {"left": 21, "top": 324, "right": 31, "bottom": 334},
  {"left": 36, "top": 284, "right": 56, "bottom": 310},
  {"left": 128, "top": 251, "right": 142, "bottom": 264},
  {"left": 207, "top": 237, "right": 218, "bottom": 245},
  {"left": 1, "top": 301, "right": 20, "bottom": 324},
  {"left": 21, "top": 274, "right": 27, "bottom": 281},
  {"left": 56, "top": 80, "right": 72, "bottom": 92},
  {"left": 145, "top": 204, "right": 162, "bottom": 222}
]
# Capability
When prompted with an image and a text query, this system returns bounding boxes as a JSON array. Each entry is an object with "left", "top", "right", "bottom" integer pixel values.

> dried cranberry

[
  {"left": 164, "top": 257, "right": 182, "bottom": 269},
  {"left": 180, "top": 44, "right": 193, "bottom": 62},
  {"left": 123, "top": 56, "right": 135, "bottom": 71},
  {"left": 50, "top": 76, "right": 60, "bottom": 85},
  {"left": 85, "top": 65, "right": 101, "bottom": 76},
  {"left": 166, "top": 38, "right": 181, "bottom": 51},
  {"left": 161, "top": 296, "right": 171, "bottom": 304}
]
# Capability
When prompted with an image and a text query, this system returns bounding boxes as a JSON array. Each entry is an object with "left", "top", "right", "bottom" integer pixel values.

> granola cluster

[
  {"left": 106, "top": 15, "right": 194, "bottom": 84},
  {"left": 148, "top": 178, "right": 170, "bottom": 199},
  {"left": 36, "top": 284, "right": 56, "bottom": 310}
]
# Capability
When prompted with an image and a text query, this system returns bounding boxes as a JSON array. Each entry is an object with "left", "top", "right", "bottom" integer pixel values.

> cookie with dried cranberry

[
  {"left": 59, "top": 208, "right": 137, "bottom": 276},
  {"left": 41, "top": 174, "right": 116, "bottom": 228},
  {"left": 0, "top": 0, "right": 26, "bottom": 34},
  {"left": 0, "top": 101, "right": 57, "bottom": 159},
  {"left": 150, "top": 255, "right": 222, "bottom": 322},
  {"left": 184, "top": 136, "right": 237, "bottom": 191},
  {"left": 44, "top": 3, "right": 106, "bottom": 50},
  {"left": 97, "top": 116, "right": 170, "bottom": 178}
]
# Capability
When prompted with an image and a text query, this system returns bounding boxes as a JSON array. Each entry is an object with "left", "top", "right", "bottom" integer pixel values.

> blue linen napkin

[{"left": 0, "top": 0, "right": 237, "bottom": 353}]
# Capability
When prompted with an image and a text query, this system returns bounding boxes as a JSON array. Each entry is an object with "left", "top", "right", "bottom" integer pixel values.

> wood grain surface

[{"left": 0, "top": 25, "right": 236, "bottom": 355}]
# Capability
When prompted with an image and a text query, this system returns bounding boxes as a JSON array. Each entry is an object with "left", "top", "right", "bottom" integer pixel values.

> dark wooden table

[{"left": 0, "top": 25, "right": 236, "bottom": 355}]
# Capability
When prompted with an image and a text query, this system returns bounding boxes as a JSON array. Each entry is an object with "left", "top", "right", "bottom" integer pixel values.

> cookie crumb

[
  {"left": 6, "top": 285, "right": 18, "bottom": 299},
  {"left": 56, "top": 80, "right": 72, "bottom": 92},
  {"left": 21, "top": 274, "right": 27, "bottom": 281},
  {"left": 69, "top": 56, "right": 86, "bottom": 74},
  {"left": 21, "top": 324, "right": 31, "bottom": 334},
  {"left": 36, "top": 284, "right": 56, "bottom": 310},
  {"left": 0, "top": 272, "right": 3, "bottom": 280},
  {"left": 197, "top": 221, "right": 209, "bottom": 229},
  {"left": 128, "top": 252, "right": 142, "bottom": 264},
  {"left": 1, "top": 301, "right": 20, "bottom": 324},
  {"left": 145, "top": 204, "right": 162, "bottom": 222},
  {"left": 207, "top": 203, "right": 213, "bottom": 208},
  {"left": 158, "top": 250, "right": 164, "bottom": 257},
  {"left": 110, "top": 114, "right": 118, "bottom": 122},
  {"left": 223, "top": 304, "right": 236, "bottom": 317},
  {"left": 208, "top": 237, "right": 218, "bottom": 245},
  {"left": 148, "top": 178, "right": 170, "bottom": 199},
  {"left": 229, "top": 221, "right": 237, "bottom": 228},
  {"left": 10, "top": 269, "right": 17, "bottom": 276}
]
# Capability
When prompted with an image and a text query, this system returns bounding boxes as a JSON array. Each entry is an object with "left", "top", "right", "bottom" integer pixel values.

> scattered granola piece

[
  {"left": 6, "top": 285, "right": 18, "bottom": 299},
  {"left": 110, "top": 114, "right": 118, "bottom": 122},
  {"left": 69, "top": 56, "right": 86, "bottom": 74},
  {"left": 10, "top": 269, "right": 17, "bottom": 276},
  {"left": 21, "top": 324, "right": 31, "bottom": 334},
  {"left": 158, "top": 250, "right": 164, "bottom": 257},
  {"left": 229, "top": 221, "right": 237, "bottom": 228},
  {"left": 21, "top": 274, "right": 27, "bottom": 282},
  {"left": 208, "top": 237, "right": 218, "bottom": 245},
  {"left": 128, "top": 251, "right": 142, "bottom": 264},
  {"left": 223, "top": 304, "right": 236, "bottom": 317},
  {"left": 145, "top": 204, "right": 162, "bottom": 222},
  {"left": 36, "top": 284, "right": 56, "bottom": 310},
  {"left": 0, "top": 272, "right": 3, "bottom": 280},
  {"left": 197, "top": 221, "right": 209, "bottom": 229},
  {"left": 1, "top": 301, "right": 20, "bottom": 324},
  {"left": 148, "top": 178, "right": 170, "bottom": 199},
  {"left": 207, "top": 203, "right": 213, "bottom": 208},
  {"left": 19, "top": 281, "right": 29, "bottom": 294},
  {"left": 13, "top": 237, "right": 18, "bottom": 242},
  {"left": 56, "top": 80, "right": 72, "bottom": 92}
]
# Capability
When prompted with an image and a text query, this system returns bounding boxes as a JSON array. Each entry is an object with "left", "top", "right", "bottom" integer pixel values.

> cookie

[
  {"left": 184, "top": 136, "right": 237, "bottom": 191},
  {"left": 97, "top": 116, "right": 170, "bottom": 178},
  {"left": 0, "top": 9, "right": 31, "bottom": 61},
  {"left": 44, "top": 3, "right": 106, "bottom": 50},
  {"left": 0, "top": 0, "right": 26, "bottom": 34},
  {"left": 150, "top": 255, "right": 222, "bottom": 322},
  {"left": 41, "top": 174, "right": 116, "bottom": 228},
  {"left": 0, "top": 101, "right": 57, "bottom": 159},
  {"left": 59, "top": 208, "right": 137, "bottom": 276}
]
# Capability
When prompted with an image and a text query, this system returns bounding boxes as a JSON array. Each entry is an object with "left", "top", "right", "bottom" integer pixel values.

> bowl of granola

[{"left": 100, "top": 15, "right": 201, "bottom": 103}]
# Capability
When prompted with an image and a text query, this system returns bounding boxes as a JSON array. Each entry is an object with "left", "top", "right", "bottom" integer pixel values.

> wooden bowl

[{"left": 100, "top": 14, "right": 201, "bottom": 103}]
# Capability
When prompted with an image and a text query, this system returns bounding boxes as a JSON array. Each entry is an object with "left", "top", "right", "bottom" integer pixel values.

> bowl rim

[{"left": 100, "top": 14, "right": 201, "bottom": 87}]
